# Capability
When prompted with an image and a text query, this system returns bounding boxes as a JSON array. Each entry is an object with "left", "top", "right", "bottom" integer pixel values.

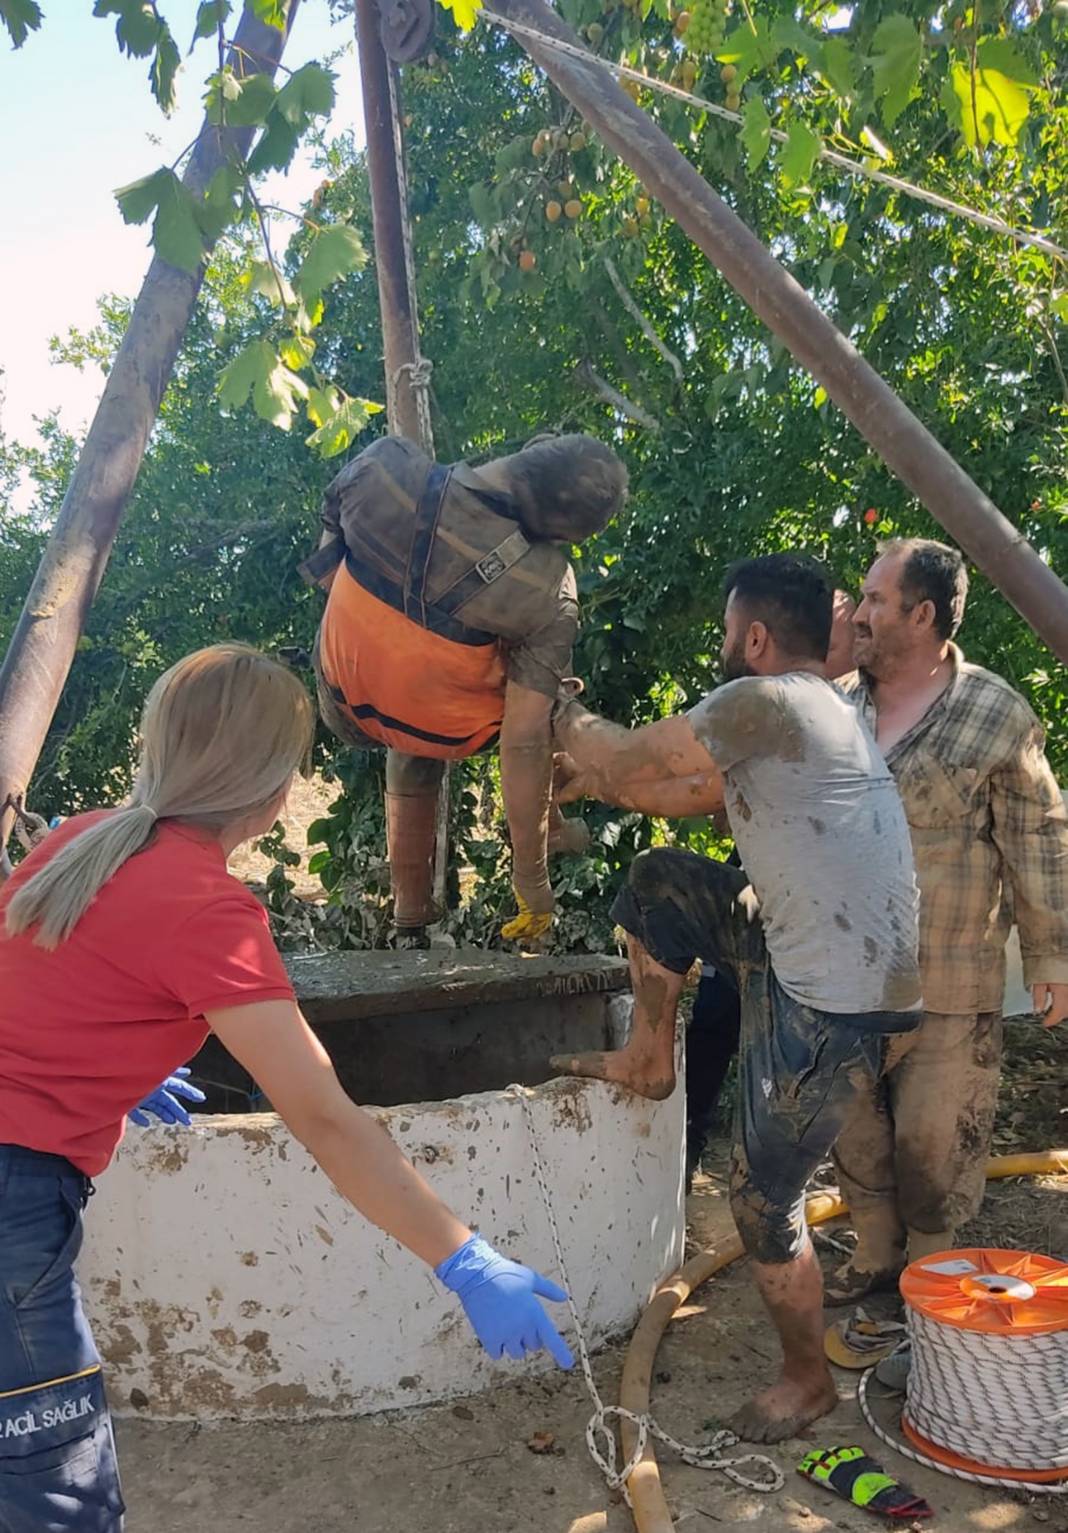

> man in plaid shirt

[{"left": 830, "top": 538, "right": 1068, "bottom": 1302}]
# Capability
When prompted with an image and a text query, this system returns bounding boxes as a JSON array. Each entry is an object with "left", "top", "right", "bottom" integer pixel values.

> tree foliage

[{"left": 2, "top": 0, "right": 1066, "bottom": 946}]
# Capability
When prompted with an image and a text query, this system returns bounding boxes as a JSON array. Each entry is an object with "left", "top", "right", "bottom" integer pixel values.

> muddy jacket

[{"left": 302, "top": 437, "right": 577, "bottom": 759}]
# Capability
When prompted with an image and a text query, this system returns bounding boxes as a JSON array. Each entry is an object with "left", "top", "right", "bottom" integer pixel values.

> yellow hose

[{"left": 619, "top": 1152, "right": 1068, "bottom": 1533}]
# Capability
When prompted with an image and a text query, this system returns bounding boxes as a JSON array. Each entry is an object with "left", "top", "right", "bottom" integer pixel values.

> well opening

[{"left": 187, "top": 949, "right": 632, "bottom": 1112}]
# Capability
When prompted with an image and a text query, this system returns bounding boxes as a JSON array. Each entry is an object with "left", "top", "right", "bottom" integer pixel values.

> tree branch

[
  {"left": 575, "top": 359, "right": 660, "bottom": 431},
  {"left": 603, "top": 257, "right": 684, "bottom": 383}
]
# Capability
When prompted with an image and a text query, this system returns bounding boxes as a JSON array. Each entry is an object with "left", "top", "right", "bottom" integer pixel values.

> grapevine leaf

[
  {"left": 150, "top": 27, "right": 181, "bottom": 114},
  {"left": 275, "top": 61, "right": 336, "bottom": 126},
  {"left": 94, "top": 0, "right": 160, "bottom": 58},
  {"left": 306, "top": 384, "right": 341, "bottom": 429},
  {"left": 115, "top": 165, "right": 172, "bottom": 225},
  {"left": 243, "top": 259, "right": 296, "bottom": 307},
  {"left": 717, "top": 18, "right": 777, "bottom": 82},
  {"left": 218, "top": 340, "right": 276, "bottom": 411},
  {"left": 820, "top": 35, "right": 856, "bottom": 98},
  {"left": 294, "top": 224, "right": 367, "bottom": 302},
  {"left": 942, "top": 38, "right": 1038, "bottom": 148},
  {"left": 194, "top": 160, "right": 242, "bottom": 241},
  {"left": 1052, "top": 294, "right": 1068, "bottom": 322},
  {"left": 246, "top": 107, "right": 301, "bottom": 174},
  {"left": 248, "top": 0, "right": 288, "bottom": 27},
  {"left": 152, "top": 171, "right": 208, "bottom": 271},
  {"left": 206, "top": 68, "right": 277, "bottom": 126},
  {"left": 305, "top": 396, "right": 383, "bottom": 459},
  {"left": 780, "top": 121, "right": 822, "bottom": 189},
  {"left": 1, "top": 0, "right": 43, "bottom": 48},
  {"left": 280, "top": 333, "right": 316, "bottom": 370},
  {"left": 869, "top": 14, "right": 922, "bottom": 128},
  {"left": 192, "top": 0, "right": 230, "bottom": 45},
  {"left": 254, "top": 357, "right": 308, "bottom": 430},
  {"left": 740, "top": 95, "right": 772, "bottom": 171},
  {"left": 217, "top": 340, "right": 306, "bottom": 428},
  {"left": 771, "top": 15, "right": 823, "bottom": 70}
]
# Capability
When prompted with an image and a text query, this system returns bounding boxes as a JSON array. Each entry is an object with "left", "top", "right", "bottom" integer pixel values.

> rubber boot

[{"left": 384, "top": 788, "right": 440, "bottom": 938}]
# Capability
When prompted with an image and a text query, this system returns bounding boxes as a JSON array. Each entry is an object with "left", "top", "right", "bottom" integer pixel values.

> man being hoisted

[{"left": 301, "top": 432, "right": 628, "bottom": 944}]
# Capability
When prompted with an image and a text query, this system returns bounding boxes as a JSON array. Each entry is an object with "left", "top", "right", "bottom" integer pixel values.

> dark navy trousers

[{"left": 0, "top": 1145, "right": 124, "bottom": 1531}]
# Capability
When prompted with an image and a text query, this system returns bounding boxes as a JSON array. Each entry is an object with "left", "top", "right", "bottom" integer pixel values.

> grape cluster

[{"left": 684, "top": 0, "right": 730, "bottom": 56}]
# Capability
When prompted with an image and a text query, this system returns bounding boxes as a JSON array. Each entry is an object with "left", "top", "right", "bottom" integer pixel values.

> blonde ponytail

[{"left": 6, "top": 645, "right": 314, "bottom": 948}]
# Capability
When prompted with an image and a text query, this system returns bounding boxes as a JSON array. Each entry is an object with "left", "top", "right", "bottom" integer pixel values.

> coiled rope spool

[{"left": 898, "top": 1248, "right": 1068, "bottom": 1487}]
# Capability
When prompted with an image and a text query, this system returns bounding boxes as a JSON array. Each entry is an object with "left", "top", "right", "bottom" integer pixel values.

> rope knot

[{"left": 395, "top": 357, "right": 434, "bottom": 391}]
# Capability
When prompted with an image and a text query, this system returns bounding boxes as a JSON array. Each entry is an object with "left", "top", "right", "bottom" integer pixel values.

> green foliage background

[{"left": 1, "top": 0, "right": 1065, "bottom": 948}]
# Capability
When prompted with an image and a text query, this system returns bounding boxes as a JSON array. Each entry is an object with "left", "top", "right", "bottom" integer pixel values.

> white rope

[
  {"left": 510, "top": 1085, "right": 784, "bottom": 1506},
  {"left": 482, "top": 9, "right": 1068, "bottom": 264},
  {"left": 858, "top": 1311, "right": 1068, "bottom": 1496}
]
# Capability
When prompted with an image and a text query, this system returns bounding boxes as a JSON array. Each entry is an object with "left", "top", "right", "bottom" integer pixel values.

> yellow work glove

[{"left": 501, "top": 893, "right": 554, "bottom": 944}]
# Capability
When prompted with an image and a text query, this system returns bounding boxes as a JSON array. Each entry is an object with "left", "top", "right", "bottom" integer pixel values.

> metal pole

[
  {"left": 354, "top": 0, "right": 448, "bottom": 929},
  {"left": 490, "top": 0, "right": 1068, "bottom": 666},
  {"left": 0, "top": 4, "right": 300, "bottom": 859}
]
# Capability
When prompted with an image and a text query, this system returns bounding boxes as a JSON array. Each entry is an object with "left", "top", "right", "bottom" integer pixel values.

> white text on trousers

[{"left": 2, "top": 1394, "right": 95, "bottom": 1438}]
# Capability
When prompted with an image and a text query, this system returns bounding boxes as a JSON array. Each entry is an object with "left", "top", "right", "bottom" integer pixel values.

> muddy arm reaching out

[{"left": 553, "top": 698, "right": 725, "bottom": 817}]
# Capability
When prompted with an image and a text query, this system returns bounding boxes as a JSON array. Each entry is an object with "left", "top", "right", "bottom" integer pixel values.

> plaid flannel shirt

[{"left": 845, "top": 647, "right": 1068, "bottom": 1015}]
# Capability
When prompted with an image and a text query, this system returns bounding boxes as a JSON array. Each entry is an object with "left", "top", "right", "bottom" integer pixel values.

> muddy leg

[
  {"left": 550, "top": 933, "right": 682, "bottom": 1100},
  {"left": 893, "top": 1011, "right": 1003, "bottom": 1258},
  {"left": 829, "top": 1032, "right": 914, "bottom": 1302},
  {"left": 729, "top": 1240, "right": 838, "bottom": 1444}
]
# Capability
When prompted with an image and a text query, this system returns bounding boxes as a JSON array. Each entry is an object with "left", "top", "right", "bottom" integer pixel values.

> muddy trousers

[
  {"left": 0, "top": 1145, "right": 124, "bottom": 1532},
  {"left": 385, "top": 754, "right": 446, "bottom": 931},
  {"left": 831, "top": 1011, "right": 1004, "bottom": 1268}
]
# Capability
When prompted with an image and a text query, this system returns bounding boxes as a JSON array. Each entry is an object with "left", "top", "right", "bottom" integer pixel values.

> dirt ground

[
  {"left": 117, "top": 1023, "right": 1068, "bottom": 1533},
  {"left": 116, "top": 1173, "right": 1068, "bottom": 1533},
  {"left": 227, "top": 772, "right": 337, "bottom": 898}
]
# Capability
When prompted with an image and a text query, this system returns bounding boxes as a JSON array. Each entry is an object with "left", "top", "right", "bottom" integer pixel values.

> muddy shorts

[{"left": 612, "top": 849, "right": 913, "bottom": 1264}]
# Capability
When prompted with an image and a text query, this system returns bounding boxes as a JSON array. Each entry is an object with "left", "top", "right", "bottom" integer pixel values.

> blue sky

[{"left": 0, "top": 2, "right": 364, "bottom": 457}]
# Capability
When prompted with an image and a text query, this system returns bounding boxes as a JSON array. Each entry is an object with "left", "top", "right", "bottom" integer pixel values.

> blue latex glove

[
  {"left": 435, "top": 1235, "right": 574, "bottom": 1368},
  {"left": 128, "top": 1067, "right": 206, "bottom": 1127}
]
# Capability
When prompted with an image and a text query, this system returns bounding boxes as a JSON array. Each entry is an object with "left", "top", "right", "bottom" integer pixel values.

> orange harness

[{"left": 317, "top": 463, "right": 526, "bottom": 760}]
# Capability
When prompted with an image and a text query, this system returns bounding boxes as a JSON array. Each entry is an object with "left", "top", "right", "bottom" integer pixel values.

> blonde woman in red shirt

[{"left": 0, "top": 644, "right": 570, "bottom": 1533}]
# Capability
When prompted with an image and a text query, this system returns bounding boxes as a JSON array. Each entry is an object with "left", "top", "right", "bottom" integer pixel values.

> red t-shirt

[{"left": 0, "top": 813, "right": 295, "bottom": 1175}]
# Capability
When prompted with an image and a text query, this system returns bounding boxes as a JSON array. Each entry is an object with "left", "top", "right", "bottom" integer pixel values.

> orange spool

[{"left": 899, "top": 1248, "right": 1068, "bottom": 1484}]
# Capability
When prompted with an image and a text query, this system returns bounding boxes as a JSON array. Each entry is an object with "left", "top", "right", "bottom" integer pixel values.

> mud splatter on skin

[
  {"left": 705, "top": 681, "right": 807, "bottom": 763},
  {"left": 634, "top": 966, "right": 671, "bottom": 1033}
]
